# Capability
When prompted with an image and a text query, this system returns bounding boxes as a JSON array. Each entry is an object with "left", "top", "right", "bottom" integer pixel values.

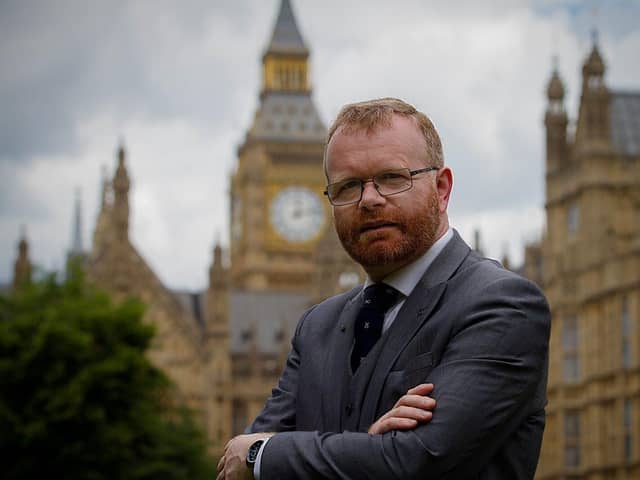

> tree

[{"left": 0, "top": 269, "right": 215, "bottom": 479}]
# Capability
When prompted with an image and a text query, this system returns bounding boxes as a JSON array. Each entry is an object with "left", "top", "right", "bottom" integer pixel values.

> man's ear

[{"left": 436, "top": 167, "right": 453, "bottom": 213}]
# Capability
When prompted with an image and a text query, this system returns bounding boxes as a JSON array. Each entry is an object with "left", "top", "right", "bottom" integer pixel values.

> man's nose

[{"left": 359, "top": 180, "right": 385, "bottom": 208}]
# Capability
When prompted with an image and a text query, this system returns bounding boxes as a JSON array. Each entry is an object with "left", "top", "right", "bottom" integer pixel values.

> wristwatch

[{"left": 246, "top": 439, "right": 266, "bottom": 469}]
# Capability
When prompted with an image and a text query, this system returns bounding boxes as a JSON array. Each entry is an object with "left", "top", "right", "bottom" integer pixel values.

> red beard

[{"left": 335, "top": 189, "right": 441, "bottom": 269}]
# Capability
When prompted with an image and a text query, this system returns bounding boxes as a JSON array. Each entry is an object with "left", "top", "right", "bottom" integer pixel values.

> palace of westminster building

[{"left": 9, "top": 1, "right": 640, "bottom": 478}]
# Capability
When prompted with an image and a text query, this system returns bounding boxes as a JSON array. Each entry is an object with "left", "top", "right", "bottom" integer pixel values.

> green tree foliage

[{"left": 0, "top": 269, "right": 215, "bottom": 479}]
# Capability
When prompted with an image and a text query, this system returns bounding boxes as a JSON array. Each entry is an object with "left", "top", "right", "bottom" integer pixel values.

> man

[{"left": 217, "top": 98, "right": 550, "bottom": 479}]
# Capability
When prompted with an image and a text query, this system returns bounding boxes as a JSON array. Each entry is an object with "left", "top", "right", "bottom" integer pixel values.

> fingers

[
  {"left": 406, "top": 383, "right": 434, "bottom": 395},
  {"left": 393, "top": 384, "right": 435, "bottom": 408},
  {"left": 369, "top": 383, "right": 437, "bottom": 435},
  {"left": 368, "top": 403, "right": 435, "bottom": 435},
  {"left": 389, "top": 405, "right": 434, "bottom": 422},
  {"left": 216, "top": 455, "right": 225, "bottom": 480},
  {"left": 369, "top": 408, "right": 429, "bottom": 435},
  {"left": 368, "top": 416, "right": 417, "bottom": 434},
  {"left": 394, "top": 394, "right": 436, "bottom": 410}
]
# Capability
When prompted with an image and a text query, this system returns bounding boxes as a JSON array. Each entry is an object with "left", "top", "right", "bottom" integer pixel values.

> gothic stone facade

[{"left": 528, "top": 43, "right": 640, "bottom": 479}]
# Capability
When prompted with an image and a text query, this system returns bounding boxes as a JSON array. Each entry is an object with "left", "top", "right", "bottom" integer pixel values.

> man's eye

[
  {"left": 339, "top": 180, "right": 361, "bottom": 192},
  {"left": 378, "top": 172, "right": 408, "bottom": 182}
]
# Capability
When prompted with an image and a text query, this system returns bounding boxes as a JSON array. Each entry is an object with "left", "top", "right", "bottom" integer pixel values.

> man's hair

[{"left": 324, "top": 97, "right": 444, "bottom": 174}]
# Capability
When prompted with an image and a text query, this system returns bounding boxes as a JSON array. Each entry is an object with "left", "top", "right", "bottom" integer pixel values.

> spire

[
  {"left": 576, "top": 32, "right": 610, "bottom": 150},
  {"left": 112, "top": 142, "right": 130, "bottom": 241},
  {"left": 13, "top": 226, "right": 32, "bottom": 290},
  {"left": 583, "top": 34, "right": 605, "bottom": 80},
  {"left": 265, "top": 0, "right": 308, "bottom": 57},
  {"left": 206, "top": 239, "right": 229, "bottom": 331},
  {"left": 67, "top": 188, "right": 88, "bottom": 274},
  {"left": 240, "top": 0, "right": 325, "bottom": 146},
  {"left": 260, "top": 0, "right": 311, "bottom": 97},
  {"left": 545, "top": 56, "right": 568, "bottom": 174},
  {"left": 209, "top": 240, "right": 227, "bottom": 287},
  {"left": 213, "top": 243, "right": 223, "bottom": 268},
  {"left": 70, "top": 187, "right": 83, "bottom": 255},
  {"left": 547, "top": 56, "right": 565, "bottom": 103}
]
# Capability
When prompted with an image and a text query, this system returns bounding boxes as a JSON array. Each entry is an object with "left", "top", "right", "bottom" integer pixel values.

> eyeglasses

[{"left": 323, "top": 167, "right": 439, "bottom": 206}]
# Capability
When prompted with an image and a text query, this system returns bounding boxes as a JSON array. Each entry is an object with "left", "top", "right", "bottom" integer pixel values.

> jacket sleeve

[
  {"left": 258, "top": 275, "right": 551, "bottom": 479},
  {"left": 245, "top": 306, "right": 316, "bottom": 434}
]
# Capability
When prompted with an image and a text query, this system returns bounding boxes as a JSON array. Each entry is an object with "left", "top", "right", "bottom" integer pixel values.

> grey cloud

[
  {"left": 532, "top": 0, "right": 640, "bottom": 42},
  {"left": 0, "top": 0, "right": 271, "bottom": 162},
  {"left": 0, "top": 2, "right": 124, "bottom": 160},
  {"left": 0, "top": 160, "right": 50, "bottom": 218}
]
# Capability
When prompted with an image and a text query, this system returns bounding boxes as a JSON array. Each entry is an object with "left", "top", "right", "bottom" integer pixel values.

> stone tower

[
  {"left": 532, "top": 38, "right": 640, "bottom": 480},
  {"left": 204, "top": 242, "right": 232, "bottom": 446},
  {"left": 229, "top": 0, "right": 328, "bottom": 292},
  {"left": 12, "top": 227, "right": 32, "bottom": 290}
]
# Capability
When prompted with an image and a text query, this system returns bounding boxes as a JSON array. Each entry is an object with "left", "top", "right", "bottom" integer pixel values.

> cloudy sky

[{"left": 1, "top": 0, "right": 639, "bottom": 290}]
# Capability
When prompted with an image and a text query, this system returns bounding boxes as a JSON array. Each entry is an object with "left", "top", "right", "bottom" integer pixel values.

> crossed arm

[{"left": 217, "top": 383, "right": 437, "bottom": 480}]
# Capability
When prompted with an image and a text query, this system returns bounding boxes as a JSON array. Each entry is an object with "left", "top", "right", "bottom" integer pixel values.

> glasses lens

[
  {"left": 328, "top": 179, "right": 362, "bottom": 205},
  {"left": 375, "top": 169, "right": 412, "bottom": 195}
]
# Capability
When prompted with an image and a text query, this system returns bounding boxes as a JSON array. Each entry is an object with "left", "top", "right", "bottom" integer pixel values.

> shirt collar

[{"left": 365, "top": 227, "right": 453, "bottom": 298}]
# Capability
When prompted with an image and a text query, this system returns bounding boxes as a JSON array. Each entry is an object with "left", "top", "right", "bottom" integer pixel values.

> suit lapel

[
  {"left": 358, "top": 230, "right": 472, "bottom": 428},
  {"left": 319, "top": 290, "right": 361, "bottom": 432}
]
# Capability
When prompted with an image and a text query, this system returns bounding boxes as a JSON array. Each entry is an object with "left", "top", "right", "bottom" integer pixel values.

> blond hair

[{"left": 324, "top": 97, "right": 444, "bottom": 173}]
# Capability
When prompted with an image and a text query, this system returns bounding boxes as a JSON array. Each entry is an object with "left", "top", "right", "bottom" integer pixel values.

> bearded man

[{"left": 217, "top": 98, "right": 551, "bottom": 480}]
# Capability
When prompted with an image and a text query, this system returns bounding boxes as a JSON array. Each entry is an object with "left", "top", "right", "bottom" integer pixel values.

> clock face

[{"left": 270, "top": 186, "right": 325, "bottom": 242}]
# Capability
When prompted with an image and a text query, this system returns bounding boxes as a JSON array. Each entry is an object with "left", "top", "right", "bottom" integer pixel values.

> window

[
  {"left": 567, "top": 203, "right": 580, "bottom": 233},
  {"left": 622, "top": 297, "right": 632, "bottom": 369},
  {"left": 563, "top": 316, "right": 580, "bottom": 382},
  {"left": 565, "top": 410, "right": 581, "bottom": 467},
  {"left": 624, "top": 400, "right": 633, "bottom": 461}
]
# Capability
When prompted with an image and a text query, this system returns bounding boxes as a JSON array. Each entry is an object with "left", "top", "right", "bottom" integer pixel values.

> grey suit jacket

[{"left": 248, "top": 230, "right": 551, "bottom": 479}]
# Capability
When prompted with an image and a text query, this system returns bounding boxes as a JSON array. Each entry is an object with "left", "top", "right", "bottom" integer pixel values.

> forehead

[{"left": 326, "top": 115, "right": 426, "bottom": 178}]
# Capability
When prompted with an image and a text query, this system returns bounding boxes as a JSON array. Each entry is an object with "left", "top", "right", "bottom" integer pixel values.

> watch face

[
  {"left": 270, "top": 186, "right": 324, "bottom": 242},
  {"left": 246, "top": 439, "right": 265, "bottom": 467}
]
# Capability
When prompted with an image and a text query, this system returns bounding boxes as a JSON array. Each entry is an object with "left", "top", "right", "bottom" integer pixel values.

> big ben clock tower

[{"left": 230, "top": 0, "right": 328, "bottom": 292}]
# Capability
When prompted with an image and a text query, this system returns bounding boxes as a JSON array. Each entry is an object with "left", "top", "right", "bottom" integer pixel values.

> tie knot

[{"left": 362, "top": 283, "right": 399, "bottom": 313}]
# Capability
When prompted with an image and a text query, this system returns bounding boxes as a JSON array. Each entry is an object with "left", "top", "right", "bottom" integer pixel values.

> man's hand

[
  {"left": 216, "top": 432, "right": 274, "bottom": 480},
  {"left": 368, "top": 383, "right": 436, "bottom": 435}
]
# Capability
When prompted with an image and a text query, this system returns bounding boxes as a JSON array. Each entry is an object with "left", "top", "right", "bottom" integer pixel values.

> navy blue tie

[{"left": 351, "top": 283, "right": 399, "bottom": 372}]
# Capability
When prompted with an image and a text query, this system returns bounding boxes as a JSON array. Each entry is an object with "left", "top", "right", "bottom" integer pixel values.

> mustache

[
  {"left": 354, "top": 211, "right": 402, "bottom": 225},
  {"left": 352, "top": 215, "right": 407, "bottom": 236}
]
